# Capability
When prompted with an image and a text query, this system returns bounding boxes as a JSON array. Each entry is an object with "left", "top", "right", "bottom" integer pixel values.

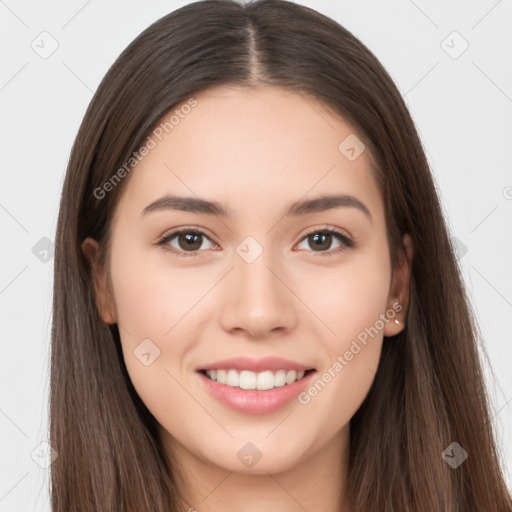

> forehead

[{"left": 113, "top": 85, "right": 383, "bottom": 227}]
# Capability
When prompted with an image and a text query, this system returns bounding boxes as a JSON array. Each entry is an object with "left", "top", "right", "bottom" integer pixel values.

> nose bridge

[{"left": 219, "top": 235, "right": 297, "bottom": 337}]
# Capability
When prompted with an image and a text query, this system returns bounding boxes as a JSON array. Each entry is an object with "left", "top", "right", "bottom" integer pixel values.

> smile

[
  {"left": 201, "top": 368, "right": 314, "bottom": 390},
  {"left": 196, "top": 356, "right": 317, "bottom": 414}
]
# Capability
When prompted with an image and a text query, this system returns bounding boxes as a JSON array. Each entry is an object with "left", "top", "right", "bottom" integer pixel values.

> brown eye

[
  {"left": 176, "top": 232, "right": 204, "bottom": 251},
  {"left": 308, "top": 232, "right": 334, "bottom": 251},
  {"left": 296, "top": 229, "right": 354, "bottom": 256},
  {"left": 157, "top": 229, "right": 217, "bottom": 257}
]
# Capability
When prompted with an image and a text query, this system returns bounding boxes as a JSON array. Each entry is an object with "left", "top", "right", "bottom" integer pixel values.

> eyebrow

[{"left": 141, "top": 193, "right": 372, "bottom": 223}]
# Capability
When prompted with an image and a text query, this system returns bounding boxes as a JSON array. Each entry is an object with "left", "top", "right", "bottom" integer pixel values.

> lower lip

[{"left": 197, "top": 371, "right": 316, "bottom": 414}]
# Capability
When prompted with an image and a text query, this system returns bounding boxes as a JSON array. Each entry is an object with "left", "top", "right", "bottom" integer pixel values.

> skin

[{"left": 82, "top": 85, "right": 413, "bottom": 511}]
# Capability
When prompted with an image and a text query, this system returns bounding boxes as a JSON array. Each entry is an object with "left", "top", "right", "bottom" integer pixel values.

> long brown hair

[{"left": 50, "top": 0, "right": 512, "bottom": 510}]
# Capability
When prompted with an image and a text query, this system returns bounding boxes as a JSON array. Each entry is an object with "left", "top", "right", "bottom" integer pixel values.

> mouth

[
  {"left": 198, "top": 368, "right": 316, "bottom": 391},
  {"left": 196, "top": 356, "right": 317, "bottom": 414}
]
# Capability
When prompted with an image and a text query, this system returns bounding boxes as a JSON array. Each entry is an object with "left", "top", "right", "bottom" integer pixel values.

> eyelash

[{"left": 155, "top": 226, "right": 355, "bottom": 258}]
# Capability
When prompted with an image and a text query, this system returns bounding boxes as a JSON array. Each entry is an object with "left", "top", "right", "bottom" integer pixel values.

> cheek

[
  {"left": 310, "top": 248, "right": 391, "bottom": 350},
  {"left": 107, "top": 246, "right": 202, "bottom": 428},
  {"left": 107, "top": 243, "right": 219, "bottom": 401},
  {"left": 109, "top": 243, "right": 209, "bottom": 341},
  {"left": 299, "top": 249, "right": 391, "bottom": 415}
]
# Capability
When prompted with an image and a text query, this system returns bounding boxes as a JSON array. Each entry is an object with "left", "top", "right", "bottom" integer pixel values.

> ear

[
  {"left": 384, "top": 233, "right": 413, "bottom": 337},
  {"left": 81, "top": 237, "right": 117, "bottom": 324}
]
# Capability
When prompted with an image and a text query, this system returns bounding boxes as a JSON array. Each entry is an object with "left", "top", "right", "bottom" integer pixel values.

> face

[{"left": 83, "top": 85, "right": 412, "bottom": 477}]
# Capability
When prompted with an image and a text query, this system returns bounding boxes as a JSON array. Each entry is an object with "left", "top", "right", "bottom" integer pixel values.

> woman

[{"left": 51, "top": 0, "right": 512, "bottom": 510}]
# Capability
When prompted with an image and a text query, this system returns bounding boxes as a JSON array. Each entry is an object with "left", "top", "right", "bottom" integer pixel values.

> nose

[{"left": 218, "top": 245, "right": 298, "bottom": 340}]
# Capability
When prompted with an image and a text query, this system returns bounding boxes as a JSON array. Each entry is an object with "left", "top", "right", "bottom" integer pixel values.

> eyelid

[
  {"left": 299, "top": 225, "right": 353, "bottom": 243},
  {"left": 296, "top": 226, "right": 355, "bottom": 256},
  {"left": 155, "top": 226, "right": 218, "bottom": 257},
  {"left": 155, "top": 224, "right": 355, "bottom": 257}
]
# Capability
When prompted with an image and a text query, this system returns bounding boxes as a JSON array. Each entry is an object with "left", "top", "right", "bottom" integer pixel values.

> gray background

[{"left": 1, "top": 0, "right": 511, "bottom": 509}]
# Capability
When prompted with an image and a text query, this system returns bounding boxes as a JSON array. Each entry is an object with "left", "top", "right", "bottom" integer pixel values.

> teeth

[
  {"left": 204, "top": 369, "right": 308, "bottom": 390},
  {"left": 256, "top": 370, "right": 274, "bottom": 391},
  {"left": 274, "top": 369, "right": 287, "bottom": 387},
  {"left": 240, "top": 370, "right": 256, "bottom": 389}
]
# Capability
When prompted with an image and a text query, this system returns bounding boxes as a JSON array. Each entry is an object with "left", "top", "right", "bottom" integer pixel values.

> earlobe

[
  {"left": 81, "top": 237, "right": 117, "bottom": 324},
  {"left": 384, "top": 233, "right": 413, "bottom": 337}
]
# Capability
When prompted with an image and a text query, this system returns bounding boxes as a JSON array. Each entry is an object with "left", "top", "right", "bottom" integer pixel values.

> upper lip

[{"left": 198, "top": 356, "right": 315, "bottom": 373}]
